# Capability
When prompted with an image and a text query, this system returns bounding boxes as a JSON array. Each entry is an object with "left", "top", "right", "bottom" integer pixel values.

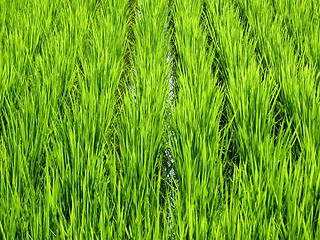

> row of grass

[
  {"left": 168, "top": 1, "right": 225, "bottom": 238},
  {"left": 1, "top": 0, "right": 319, "bottom": 239},
  {"left": 228, "top": 0, "right": 320, "bottom": 237}
]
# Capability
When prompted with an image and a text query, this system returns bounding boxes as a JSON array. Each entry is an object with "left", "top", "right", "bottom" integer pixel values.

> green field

[{"left": 1, "top": 0, "right": 320, "bottom": 239}]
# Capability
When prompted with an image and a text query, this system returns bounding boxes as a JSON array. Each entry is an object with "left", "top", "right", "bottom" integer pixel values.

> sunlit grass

[{"left": 0, "top": 0, "right": 319, "bottom": 239}]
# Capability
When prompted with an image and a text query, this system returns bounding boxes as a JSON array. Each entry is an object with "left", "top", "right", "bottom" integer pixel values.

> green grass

[{"left": 0, "top": 0, "right": 319, "bottom": 239}]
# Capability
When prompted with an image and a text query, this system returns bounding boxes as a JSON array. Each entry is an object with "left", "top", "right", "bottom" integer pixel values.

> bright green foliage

[
  {"left": 0, "top": 0, "right": 319, "bottom": 239},
  {"left": 168, "top": 1, "right": 224, "bottom": 239}
]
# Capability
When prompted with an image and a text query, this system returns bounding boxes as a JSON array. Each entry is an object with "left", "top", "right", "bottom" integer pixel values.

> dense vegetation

[{"left": 0, "top": 0, "right": 319, "bottom": 239}]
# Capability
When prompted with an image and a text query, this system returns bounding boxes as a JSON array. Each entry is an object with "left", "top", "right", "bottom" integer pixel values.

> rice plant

[{"left": 0, "top": 0, "right": 319, "bottom": 239}]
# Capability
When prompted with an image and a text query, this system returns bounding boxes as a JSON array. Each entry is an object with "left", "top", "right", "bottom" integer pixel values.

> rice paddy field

[{"left": 0, "top": 0, "right": 320, "bottom": 239}]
